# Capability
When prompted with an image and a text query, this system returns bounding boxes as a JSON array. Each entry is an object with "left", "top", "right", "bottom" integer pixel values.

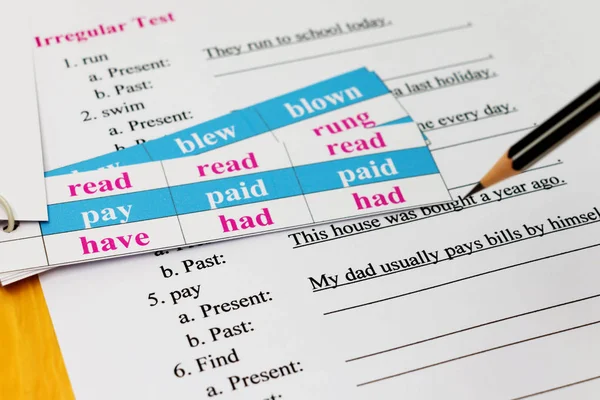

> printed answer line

[
  {"left": 356, "top": 320, "right": 600, "bottom": 387},
  {"left": 292, "top": 175, "right": 564, "bottom": 250},
  {"left": 422, "top": 108, "right": 519, "bottom": 133},
  {"left": 324, "top": 227, "right": 600, "bottom": 316},
  {"left": 393, "top": 73, "right": 498, "bottom": 99},
  {"left": 448, "top": 160, "right": 563, "bottom": 190},
  {"left": 317, "top": 184, "right": 599, "bottom": 295},
  {"left": 383, "top": 54, "right": 494, "bottom": 81},
  {"left": 346, "top": 293, "right": 600, "bottom": 362},
  {"left": 214, "top": 22, "right": 472, "bottom": 77},
  {"left": 431, "top": 125, "right": 536, "bottom": 152},
  {"left": 511, "top": 375, "right": 600, "bottom": 400},
  {"left": 205, "top": 21, "right": 393, "bottom": 60}
]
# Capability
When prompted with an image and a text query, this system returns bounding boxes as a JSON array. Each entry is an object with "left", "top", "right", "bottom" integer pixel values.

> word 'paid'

[
  {"left": 338, "top": 158, "right": 397, "bottom": 187},
  {"left": 207, "top": 179, "right": 268, "bottom": 209}
]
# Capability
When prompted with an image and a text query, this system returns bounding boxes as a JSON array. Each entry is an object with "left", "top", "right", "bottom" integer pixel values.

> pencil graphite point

[{"left": 466, "top": 182, "right": 484, "bottom": 197}]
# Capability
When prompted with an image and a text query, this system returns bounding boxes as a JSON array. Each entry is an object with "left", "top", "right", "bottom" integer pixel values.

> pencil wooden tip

[{"left": 466, "top": 182, "right": 484, "bottom": 197}]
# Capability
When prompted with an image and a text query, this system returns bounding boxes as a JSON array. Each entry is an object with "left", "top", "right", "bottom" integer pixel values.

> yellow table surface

[{"left": 0, "top": 276, "right": 73, "bottom": 399}]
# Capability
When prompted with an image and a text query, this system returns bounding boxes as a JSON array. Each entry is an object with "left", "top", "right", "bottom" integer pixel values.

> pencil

[{"left": 467, "top": 79, "right": 600, "bottom": 197}]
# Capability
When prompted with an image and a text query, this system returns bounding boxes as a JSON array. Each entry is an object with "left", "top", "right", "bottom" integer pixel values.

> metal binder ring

[{"left": 0, "top": 194, "right": 16, "bottom": 233}]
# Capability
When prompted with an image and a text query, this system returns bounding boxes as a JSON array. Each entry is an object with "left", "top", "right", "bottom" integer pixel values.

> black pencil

[{"left": 467, "top": 79, "right": 600, "bottom": 197}]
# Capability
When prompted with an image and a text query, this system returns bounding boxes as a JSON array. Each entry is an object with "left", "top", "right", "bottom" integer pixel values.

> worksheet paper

[
  {"left": 0, "top": 8, "right": 48, "bottom": 221},
  {"left": 38, "top": 0, "right": 600, "bottom": 398}
]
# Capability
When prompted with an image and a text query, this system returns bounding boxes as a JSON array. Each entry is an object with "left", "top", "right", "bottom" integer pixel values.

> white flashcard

[{"left": 0, "top": 9, "right": 48, "bottom": 221}]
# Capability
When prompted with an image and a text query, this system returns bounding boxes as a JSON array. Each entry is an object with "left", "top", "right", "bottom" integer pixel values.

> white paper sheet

[{"left": 36, "top": 0, "right": 600, "bottom": 398}]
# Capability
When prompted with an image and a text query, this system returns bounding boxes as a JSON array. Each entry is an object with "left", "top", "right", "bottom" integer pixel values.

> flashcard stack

[{"left": 0, "top": 68, "right": 450, "bottom": 283}]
